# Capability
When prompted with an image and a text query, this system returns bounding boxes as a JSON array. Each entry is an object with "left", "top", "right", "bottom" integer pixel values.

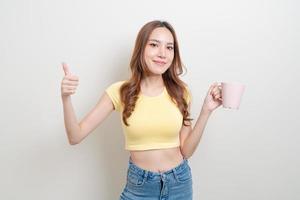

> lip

[{"left": 153, "top": 60, "right": 167, "bottom": 65}]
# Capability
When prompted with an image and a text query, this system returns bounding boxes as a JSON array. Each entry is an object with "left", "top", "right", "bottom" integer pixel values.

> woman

[{"left": 61, "top": 20, "right": 222, "bottom": 199}]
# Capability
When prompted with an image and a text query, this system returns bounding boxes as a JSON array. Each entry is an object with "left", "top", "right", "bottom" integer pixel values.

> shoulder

[
  {"left": 110, "top": 80, "right": 127, "bottom": 87},
  {"left": 106, "top": 80, "right": 127, "bottom": 90},
  {"left": 105, "top": 80, "right": 128, "bottom": 96},
  {"left": 105, "top": 80, "right": 128, "bottom": 111}
]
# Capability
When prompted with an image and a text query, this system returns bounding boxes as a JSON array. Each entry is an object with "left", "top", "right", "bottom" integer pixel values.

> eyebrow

[{"left": 148, "top": 39, "right": 174, "bottom": 45}]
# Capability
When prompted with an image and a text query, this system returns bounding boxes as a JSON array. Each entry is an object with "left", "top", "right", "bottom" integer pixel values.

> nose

[{"left": 158, "top": 45, "right": 166, "bottom": 58}]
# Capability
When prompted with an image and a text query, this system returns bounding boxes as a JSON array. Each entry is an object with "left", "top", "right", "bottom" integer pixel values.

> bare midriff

[{"left": 129, "top": 146, "right": 184, "bottom": 173}]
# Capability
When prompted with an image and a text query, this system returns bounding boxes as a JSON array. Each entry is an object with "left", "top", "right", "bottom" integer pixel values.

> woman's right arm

[{"left": 61, "top": 63, "right": 114, "bottom": 145}]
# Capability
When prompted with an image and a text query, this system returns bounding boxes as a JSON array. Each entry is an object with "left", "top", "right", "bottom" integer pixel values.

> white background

[{"left": 1, "top": 0, "right": 299, "bottom": 199}]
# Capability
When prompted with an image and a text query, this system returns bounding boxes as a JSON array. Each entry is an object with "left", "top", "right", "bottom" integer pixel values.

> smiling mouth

[{"left": 153, "top": 60, "right": 167, "bottom": 65}]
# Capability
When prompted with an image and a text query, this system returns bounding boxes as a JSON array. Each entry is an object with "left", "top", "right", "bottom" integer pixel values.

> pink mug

[{"left": 221, "top": 82, "right": 245, "bottom": 109}]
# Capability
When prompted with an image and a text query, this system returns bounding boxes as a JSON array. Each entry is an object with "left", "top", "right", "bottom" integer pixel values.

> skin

[
  {"left": 61, "top": 27, "right": 223, "bottom": 173},
  {"left": 131, "top": 27, "right": 182, "bottom": 172},
  {"left": 130, "top": 27, "right": 222, "bottom": 172}
]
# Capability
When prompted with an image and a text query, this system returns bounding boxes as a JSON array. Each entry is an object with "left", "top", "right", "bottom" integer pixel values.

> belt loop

[
  {"left": 143, "top": 170, "right": 148, "bottom": 182},
  {"left": 172, "top": 168, "right": 179, "bottom": 182}
]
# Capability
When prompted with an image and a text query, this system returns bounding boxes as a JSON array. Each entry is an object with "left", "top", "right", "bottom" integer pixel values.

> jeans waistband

[{"left": 128, "top": 157, "right": 189, "bottom": 177}]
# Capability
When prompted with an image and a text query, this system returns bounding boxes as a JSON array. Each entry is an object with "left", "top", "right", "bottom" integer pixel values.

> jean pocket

[
  {"left": 127, "top": 170, "right": 145, "bottom": 187},
  {"left": 176, "top": 165, "right": 192, "bottom": 183}
]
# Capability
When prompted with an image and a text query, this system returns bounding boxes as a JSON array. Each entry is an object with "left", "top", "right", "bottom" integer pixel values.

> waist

[
  {"left": 129, "top": 146, "right": 184, "bottom": 172},
  {"left": 128, "top": 156, "right": 190, "bottom": 178}
]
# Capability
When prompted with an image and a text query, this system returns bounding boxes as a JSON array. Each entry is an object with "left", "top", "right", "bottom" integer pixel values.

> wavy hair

[{"left": 120, "top": 20, "right": 193, "bottom": 126}]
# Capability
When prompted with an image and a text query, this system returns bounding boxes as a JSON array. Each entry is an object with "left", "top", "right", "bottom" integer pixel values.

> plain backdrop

[{"left": 1, "top": 0, "right": 299, "bottom": 199}]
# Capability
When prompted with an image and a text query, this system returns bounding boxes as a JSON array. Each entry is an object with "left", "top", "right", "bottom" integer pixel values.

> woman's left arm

[{"left": 180, "top": 82, "right": 222, "bottom": 159}]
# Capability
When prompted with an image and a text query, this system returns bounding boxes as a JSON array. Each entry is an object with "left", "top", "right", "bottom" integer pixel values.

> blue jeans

[{"left": 120, "top": 158, "right": 193, "bottom": 200}]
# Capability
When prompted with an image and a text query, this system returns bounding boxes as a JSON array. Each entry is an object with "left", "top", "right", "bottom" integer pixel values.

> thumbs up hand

[{"left": 61, "top": 62, "right": 79, "bottom": 97}]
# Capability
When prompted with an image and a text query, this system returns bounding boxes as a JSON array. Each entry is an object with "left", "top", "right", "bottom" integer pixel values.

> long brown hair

[{"left": 120, "top": 20, "right": 193, "bottom": 126}]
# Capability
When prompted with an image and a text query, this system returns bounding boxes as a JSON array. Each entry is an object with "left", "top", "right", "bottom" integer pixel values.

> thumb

[
  {"left": 208, "top": 82, "right": 218, "bottom": 95},
  {"left": 62, "top": 62, "right": 71, "bottom": 75}
]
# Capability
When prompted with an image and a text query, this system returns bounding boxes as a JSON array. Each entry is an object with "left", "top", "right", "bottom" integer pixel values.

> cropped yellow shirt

[{"left": 105, "top": 80, "right": 191, "bottom": 151}]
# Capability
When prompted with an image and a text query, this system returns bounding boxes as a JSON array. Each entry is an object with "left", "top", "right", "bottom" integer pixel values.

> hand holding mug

[
  {"left": 202, "top": 82, "right": 223, "bottom": 113},
  {"left": 202, "top": 81, "right": 245, "bottom": 113}
]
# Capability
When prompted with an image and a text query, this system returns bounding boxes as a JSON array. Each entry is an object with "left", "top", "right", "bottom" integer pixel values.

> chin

[
  {"left": 149, "top": 68, "right": 168, "bottom": 75},
  {"left": 153, "top": 65, "right": 170, "bottom": 72}
]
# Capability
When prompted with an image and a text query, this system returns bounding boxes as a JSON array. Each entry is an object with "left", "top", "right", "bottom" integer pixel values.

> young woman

[{"left": 61, "top": 20, "right": 222, "bottom": 200}]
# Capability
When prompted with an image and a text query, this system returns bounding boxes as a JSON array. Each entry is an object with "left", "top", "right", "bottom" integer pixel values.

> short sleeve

[
  {"left": 184, "top": 85, "right": 192, "bottom": 105},
  {"left": 105, "top": 81, "right": 125, "bottom": 112}
]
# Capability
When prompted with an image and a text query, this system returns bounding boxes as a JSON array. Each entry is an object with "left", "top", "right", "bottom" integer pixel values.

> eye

[
  {"left": 149, "top": 43, "right": 158, "bottom": 47},
  {"left": 167, "top": 46, "right": 174, "bottom": 50}
]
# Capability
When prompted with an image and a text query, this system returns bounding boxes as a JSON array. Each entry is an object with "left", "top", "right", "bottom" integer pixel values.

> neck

[{"left": 141, "top": 75, "right": 164, "bottom": 89}]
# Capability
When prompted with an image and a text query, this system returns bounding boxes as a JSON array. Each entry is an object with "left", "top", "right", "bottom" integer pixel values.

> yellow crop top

[{"left": 105, "top": 80, "right": 192, "bottom": 151}]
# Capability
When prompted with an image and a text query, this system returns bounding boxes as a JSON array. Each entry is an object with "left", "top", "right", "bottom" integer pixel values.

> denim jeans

[{"left": 120, "top": 158, "right": 193, "bottom": 200}]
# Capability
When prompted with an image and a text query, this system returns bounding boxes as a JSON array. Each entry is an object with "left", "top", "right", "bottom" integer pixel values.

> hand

[
  {"left": 61, "top": 62, "right": 79, "bottom": 97},
  {"left": 202, "top": 82, "right": 222, "bottom": 113}
]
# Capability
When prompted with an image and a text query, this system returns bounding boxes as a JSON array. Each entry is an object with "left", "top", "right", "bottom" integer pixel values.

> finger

[
  {"left": 68, "top": 89, "right": 76, "bottom": 93},
  {"left": 63, "top": 85, "right": 77, "bottom": 90},
  {"left": 68, "top": 89, "right": 76, "bottom": 94},
  {"left": 211, "top": 85, "right": 218, "bottom": 94},
  {"left": 214, "top": 94, "right": 221, "bottom": 99},
  {"left": 208, "top": 85, "right": 214, "bottom": 95},
  {"left": 62, "top": 80, "right": 79, "bottom": 86},
  {"left": 210, "top": 83, "right": 219, "bottom": 95},
  {"left": 211, "top": 88, "right": 218, "bottom": 95},
  {"left": 62, "top": 78, "right": 79, "bottom": 87},
  {"left": 213, "top": 85, "right": 222, "bottom": 94},
  {"left": 212, "top": 88, "right": 222, "bottom": 96},
  {"left": 68, "top": 75, "right": 79, "bottom": 81},
  {"left": 64, "top": 75, "right": 79, "bottom": 81},
  {"left": 208, "top": 82, "right": 217, "bottom": 94},
  {"left": 62, "top": 62, "right": 71, "bottom": 76},
  {"left": 212, "top": 92, "right": 222, "bottom": 100}
]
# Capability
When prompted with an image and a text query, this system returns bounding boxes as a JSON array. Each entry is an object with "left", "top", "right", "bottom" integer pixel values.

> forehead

[{"left": 148, "top": 27, "right": 174, "bottom": 44}]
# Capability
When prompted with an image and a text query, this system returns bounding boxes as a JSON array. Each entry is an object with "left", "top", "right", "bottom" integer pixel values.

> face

[{"left": 143, "top": 27, "right": 175, "bottom": 76}]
